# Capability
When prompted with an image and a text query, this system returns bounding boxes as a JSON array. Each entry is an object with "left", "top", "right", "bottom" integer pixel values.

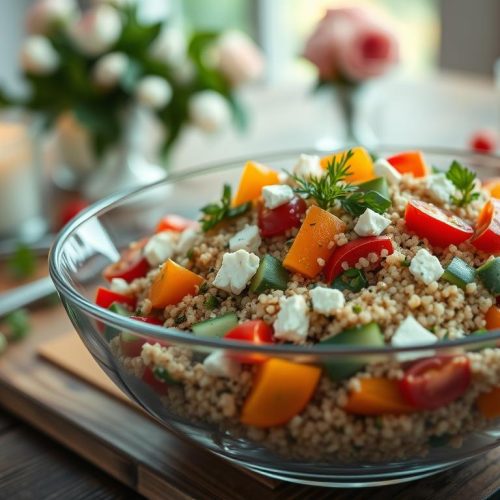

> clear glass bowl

[{"left": 49, "top": 148, "right": 500, "bottom": 487}]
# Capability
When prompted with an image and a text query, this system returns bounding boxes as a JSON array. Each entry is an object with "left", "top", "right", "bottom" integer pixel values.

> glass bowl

[{"left": 49, "top": 148, "right": 500, "bottom": 487}]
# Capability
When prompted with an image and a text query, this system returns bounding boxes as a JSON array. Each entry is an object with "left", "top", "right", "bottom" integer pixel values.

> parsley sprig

[
  {"left": 445, "top": 161, "right": 480, "bottom": 207},
  {"left": 200, "top": 184, "right": 251, "bottom": 231}
]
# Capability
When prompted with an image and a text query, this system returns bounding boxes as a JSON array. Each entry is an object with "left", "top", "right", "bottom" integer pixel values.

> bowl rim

[{"left": 49, "top": 146, "right": 500, "bottom": 357}]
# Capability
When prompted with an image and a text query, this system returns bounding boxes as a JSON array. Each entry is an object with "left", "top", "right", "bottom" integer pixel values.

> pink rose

[{"left": 304, "top": 7, "right": 399, "bottom": 82}]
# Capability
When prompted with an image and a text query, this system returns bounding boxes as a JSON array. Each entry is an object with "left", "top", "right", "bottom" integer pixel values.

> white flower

[
  {"left": 20, "top": 36, "right": 60, "bottom": 75},
  {"left": 93, "top": 52, "right": 128, "bottom": 88},
  {"left": 68, "top": 4, "right": 122, "bottom": 56},
  {"left": 26, "top": 0, "right": 77, "bottom": 34},
  {"left": 149, "top": 28, "right": 186, "bottom": 66},
  {"left": 214, "top": 30, "right": 264, "bottom": 86},
  {"left": 188, "top": 90, "right": 231, "bottom": 133},
  {"left": 135, "top": 76, "right": 172, "bottom": 109}
]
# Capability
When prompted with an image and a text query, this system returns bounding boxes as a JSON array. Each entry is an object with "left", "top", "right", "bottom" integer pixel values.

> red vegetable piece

[
  {"left": 470, "top": 129, "right": 497, "bottom": 154},
  {"left": 130, "top": 316, "right": 164, "bottom": 325},
  {"left": 258, "top": 196, "right": 307, "bottom": 238},
  {"left": 156, "top": 214, "right": 198, "bottom": 233},
  {"left": 400, "top": 356, "right": 471, "bottom": 410},
  {"left": 405, "top": 199, "right": 474, "bottom": 248},
  {"left": 324, "top": 236, "right": 394, "bottom": 283},
  {"left": 142, "top": 366, "right": 168, "bottom": 395},
  {"left": 103, "top": 245, "right": 150, "bottom": 283},
  {"left": 471, "top": 199, "right": 500, "bottom": 254},
  {"left": 386, "top": 151, "right": 428, "bottom": 177},
  {"left": 95, "top": 287, "right": 136, "bottom": 309},
  {"left": 58, "top": 199, "right": 89, "bottom": 228},
  {"left": 224, "top": 320, "right": 274, "bottom": 364}
]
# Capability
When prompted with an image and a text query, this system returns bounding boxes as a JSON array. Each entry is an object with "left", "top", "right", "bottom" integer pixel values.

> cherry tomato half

[
  {"left": 224, "top": 320, "right": 274, "bottom": 364},
  {"left": 95, "top": 287, "right": 136, "bottom": 309},
  {"left": 471, "top": 199, "right": 500, "bottom": 254},
  {"left": 400, "top": 356, "right": 471, "bottom": 410},
  {"left": 324, "top": 236, "right": 394, "bottom": 283},
  {"left": 103, "top": 244, "right": 150, "bottom": 283},
  {"left": 156, "top": 214, "right": 198, "bottom": 233},
  {"left": 258, "top": 196, "right": 307, "bottom": 238},
  {"left": 405, "top": 199, "right": 474, "bottom": 248}
]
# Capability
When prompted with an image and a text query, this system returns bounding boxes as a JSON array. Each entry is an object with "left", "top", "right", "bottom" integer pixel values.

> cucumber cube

[
  {"left": 477, "top": 258, "right": 500, "bottom": 295},
  {"left": 442, "top": 257, "right": 476, "bottom": 289},
  {"left": 250, "top": 255, "right": 289, "bottom": 294},
  {"left": 192, "top": 312, "right": 239, "bottom": 338}
]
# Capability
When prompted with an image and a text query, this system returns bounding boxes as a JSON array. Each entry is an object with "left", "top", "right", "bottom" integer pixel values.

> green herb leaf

[
  {"left": 5, "top": 309, "right": 30, "bottom": 341},
  {"left": 340, "top": 190, "right": 391, "bottom": 216},
  {"left": 7, "top": 243, "right": 36, "bottom": 279},
  {"left": 198, "top": 282, "right": 209, "bottom": 294},
  {"left": 204, "top": 295, "right": 219, "bottom": 310},
  {"left": 352, "top": 304, "right": 363, "bottom": 314},
  {"left": 445, "top": 160, "right": 480, "bottom": 207},
  {"left": 174, "top": 314, "right": 186, "bottom": 325},
  {"left": 331, "top": 268, "right": 368, "bottom": 292}
]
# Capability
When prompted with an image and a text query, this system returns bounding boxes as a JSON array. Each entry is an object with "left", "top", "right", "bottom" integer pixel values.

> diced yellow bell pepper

[
  {"left": 232, "top": 161, "right": 280, "bottom": 207},
  {"left": 320, "top": 146, "right": 375, "bottom": 184}
]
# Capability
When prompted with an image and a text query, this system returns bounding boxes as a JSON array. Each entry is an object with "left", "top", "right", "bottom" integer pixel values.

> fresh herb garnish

[
  {"left": 402, "top": 256, "right": 411, "bottom": 267},
  {"left": 331, "top": 268, "right": 367, "bottom": 292},
  {"left": 198, "top": 282, "right": 209, "bottom": 294},
  {"left": 186, "top": 248, "right": 194, "bottom": 260},
  {"left": 174, "top": 314, "right": 186, "bottom": 325},
  {"left": 445, "top": 160, "right": 480, "bottom": 207},
  {"left": 199, "top": 184, "right": 251, "bottom": 231},
  {"left": 5, "top": 309, "right": 30, "bottom": 341},
  {"left": 153, "top": 366, "right": 180, "bottom": 385},
  {"left": 204, "top": 295, "right": 219, "bottom": 310},
  {"left": 352, "top": 304, "right": 363, "bottom": 314},
  {"left": 340, "top": 190, "right": 391, "bottom": 216},
  {"left": 7, "top": 243, "right": 36, "bottom": 279}
]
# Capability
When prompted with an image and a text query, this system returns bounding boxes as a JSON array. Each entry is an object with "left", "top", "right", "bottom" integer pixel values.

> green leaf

[
  {"left": 5, "top": 309, "right": 30, "bottom": 341},
  {"left": 341, "top": 190, "right": 391, "bottom": 216},
  {"left": 445, "top": 160, "right": 480, "bottom": 207},
  {"left": 7, "top": 243, "right": 36, "bottom": 279}
]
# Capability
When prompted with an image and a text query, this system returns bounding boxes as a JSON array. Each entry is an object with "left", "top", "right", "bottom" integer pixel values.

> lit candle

[{"left": 0, "top": 122, "right": 42, "bottom": 237}]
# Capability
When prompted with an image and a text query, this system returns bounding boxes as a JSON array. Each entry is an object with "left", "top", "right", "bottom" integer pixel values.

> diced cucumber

[
  {"left": 320, "top": 322, "right": 384, "bottom": 381},
  {"left": 442, "top": 257, "right": 476, "bottom": 289},
  {"left": 192, "top": 312, "right": 239, "bottom": 338},
  {"left": 357, "top": 177, "right": 390, "bottom": 200},
  {"left": 477, "top": 258, "right": 500, "bottom": 295},
  {"left": 105, "top": 302, "right": 131, "bottom": 340},
  {"left": 250, "top": 255, "right": 289, "bottom": 293}
]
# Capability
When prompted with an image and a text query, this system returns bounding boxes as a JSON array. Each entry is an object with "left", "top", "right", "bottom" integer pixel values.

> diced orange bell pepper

[
  {"left": 386, "top": 151, "right": 428, "bottom": 178},
  {"left": 232, "top": 161, "right": 280, "bottom": 207},
  {"left": 477, "top": 387, "right": 500, "bottom": 418},
  {"left": 485, "top": 305, "right": 500, "bottom": 330},
  {"left": 483, "top": 178, "right": 500, "bottom": 199},
  {"left": 149, "top": 259, "right": 204, "bottom": 308},
  {"left": 320, "top": 146, "right": 375, "bottom": 184},
  {"left": 283, "top": 205, "right": 346, "bottom": 278},
  {"left": 241, "top": 358, "right": 321, "bottom": 428},
  {"left": 343, "top": 378, "right": 416, "bottom": 415}
]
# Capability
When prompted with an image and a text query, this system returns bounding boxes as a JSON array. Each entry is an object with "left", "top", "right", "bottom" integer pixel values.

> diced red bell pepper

[
  {"left": 95, "top": 287, "right": 136, "bottom": 309},
  {"left": 386, "top": 151, "right": 428, "bottom": 177},
  {"left": 224, "top": 320, "right": 274, "bottom": 364},
  {"left": 103, "top": 244, "right": 150, "bottom": 283},
  {"left": 156, "top": 214, "right": 198, "bottom": 233}
]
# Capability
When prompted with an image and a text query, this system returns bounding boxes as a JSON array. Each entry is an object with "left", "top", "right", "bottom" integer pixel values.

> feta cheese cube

[
  {"left": 426, "top": 173, "right": 456, "bottom": 203},
  {"left": 374, "top": 158, "right": 402, "bottom": 184},
  {"left": 391, "top": 315, "right": 437, "bottom": 361},
  {"left": 273, "top": 295, "right": 309, "bottom": 342},
  {"left": 310, "top": 287, "right": 345, "bottom": 315},
  {"left": 409, "top": 248, "right": 444, "bottom": 285},
  {"left": 262, "top": 184, "right": 294, "bottom": 209},
  {"left": 354, "top": 208, "right": 391, "bottom": 237},
  {"left": 144, "top": 232, "right": 175, "bottom": 267},
  {"left": 203, "top": 350, "right": 241, "bottom": 378},
  {"left": 293, "top": 154, "right": 323, "bottom": 179},
  {"left": 212, "top": 249, "right": 259, "bottom": 295},
  {"left": 176, "top": 227, "right": 199, "bottom": 256},
  {"left": 229, "top": 224, "right": 261, "bottom": 253},
  {"left": 110, "top": 277, "right": 130, "bottom": 294}
]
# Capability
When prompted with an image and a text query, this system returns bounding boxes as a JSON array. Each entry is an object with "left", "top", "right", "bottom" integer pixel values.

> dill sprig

[{"left": 445, "top": 160, "right": 480, "bottom": 207}]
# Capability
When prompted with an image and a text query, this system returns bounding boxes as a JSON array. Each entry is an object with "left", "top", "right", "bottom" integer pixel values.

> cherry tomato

[
  {"left": 156, "top": 214, "right": 198, "bottom": 233},
  {"left": 103, "top": 244, "right": 150, "bottom": 283},
  {"left": 471, "top": 199, "right": 500, "bottom": 254},
  {"left": 386, "top": 151, "right": 428, "bottom": 177},
  {"left": 470, "top": 129, "right": 497, "bottom": 154},
  {"left": 405, "top": 199, "right": 474, "bottom": 248},
  {"left": 400, "top": 356, "right": 471, "bottom": 410},
  {"left": 224, "top": 320, "right": 274, "bottom": 364},
  {"left": 324, "top": 236, "right": 394, "bottom": 283},
  {"left": 58, "top": 199, "right": 89, "bottom": 229},
  {"left": 95, "top": 287, "right": 136, "bottom": 309},
  {"left": 142, "top": 366, "right": 168, "bottom": 395},
  {"left": 258, "top": 196, "right": 307, "bottom": 238}
]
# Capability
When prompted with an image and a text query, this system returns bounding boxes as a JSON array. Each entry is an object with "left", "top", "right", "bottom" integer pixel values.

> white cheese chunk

[
  {"left": 176, "top": 227, "right": 199, "bottom": 256},
  {"left": 426, "top": 173, "right": 456, "bottom": 203},
  {"left": 212, "top": 249, "right": 259, "bottom": 295},
  {"left": 262, "top": 184, "right": 294, "bottom": 209},
  {"left": 392, "top": 315, "right": 437, "bottom": 361},
  {"left": 203, "top": 350, "right": 241, "bottom": 378},
  {"left": 229, "top": 224, "right": 261, "bottom": 253},
  {"left": 310, "top": 287, "right": 345, "bottom": 315},
  {"left": 293, "top": 154, "right": 323, "bottom": 179},
  {"left": 409, "top": 248, "right": 444, "bottom": 285},
  {"left": 374, "top": 158, "right": 402, "bottom": 184},
  {"left": 144, "top": 232, "right": 175, "bottom": 267},
  {"left": 273, "top": 295, "right": 309, "bottom": 343},
  {"left": 110, "top": 277, "right": 130, "bottom": 295},
  {"left": 354, "top": 208, "right": 391, "bottom": 237}
]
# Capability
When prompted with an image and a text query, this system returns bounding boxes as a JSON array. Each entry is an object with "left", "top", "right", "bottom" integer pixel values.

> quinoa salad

[{"left": 95, "top": 147, "right": 500, "bottom": 461}]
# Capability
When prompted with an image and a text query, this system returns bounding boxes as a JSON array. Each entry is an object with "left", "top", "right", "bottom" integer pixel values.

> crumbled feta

[
  {"left": 409, "top": 248, "right": 444, "bottom": 285},
  {"left": 110, "top": 277, "right": 130, "bottom": 295},
  {"left": 273, "top": 295, "right": 309, "bottom": 342},
  {"left": 310, "top": 287, "right": 345, "bottom": 316},
  {"left": 262, "top": 184, "right": 294, "bottom": 209},
  {"left": 203, "top": 350, "right": 241, "bottom": 378},
  {"left": 374, "top": 158, "right": 402, "bottom": 184},
  {"left": 293, "top": 154, "right": 323, "bottom": 179},
  {"left": 354, "top": 208, "right": 391, "bottom": 237},
  {"left": 229, "top": 224, "right": 261, "bottom": 253},
  {"left": 176, "top": 227, "right": 198, "bottom": 256},
  {"left": 392, "top": 315, "right": 437, "bottom": 361},
  {"left": 144, "top": 232, "right": 175, "bottom": 266},
  {"left": 212, "top": 249, "right": 259, "bottom": 294},
  {"left": 426, "top": 173, "right": 456, "bottom": 203}
]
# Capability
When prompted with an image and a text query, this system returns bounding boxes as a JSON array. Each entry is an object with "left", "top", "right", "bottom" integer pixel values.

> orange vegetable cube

[
  {"left": 343, "top": 378, "right": 416, "bottom": 415},
  {"left": 241, "top": 358, "right": 321, "bottom": 428},
  {"left": 485, "top": 305, "right": 500, "bottom": 330},
  {"left": 149, "top": 259, "right": 204, "bottom": 308},
  {"left": 483, "top": 178, "right": 500, "bottom": 199},
  {"left": 232, "top": 161, "right": 280, "bottom": 207},
  {"left": 283, "top": 205, "right": 346, "bottom": 278},
  {"left": 386, "top": 151, "right": 428, "bottom": 178},
  {"left": 320, "top": 146, "right": 375, "bottom": 184},
  {"left": 477, "top": 387, "right": 500, "bottom": 418}
]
